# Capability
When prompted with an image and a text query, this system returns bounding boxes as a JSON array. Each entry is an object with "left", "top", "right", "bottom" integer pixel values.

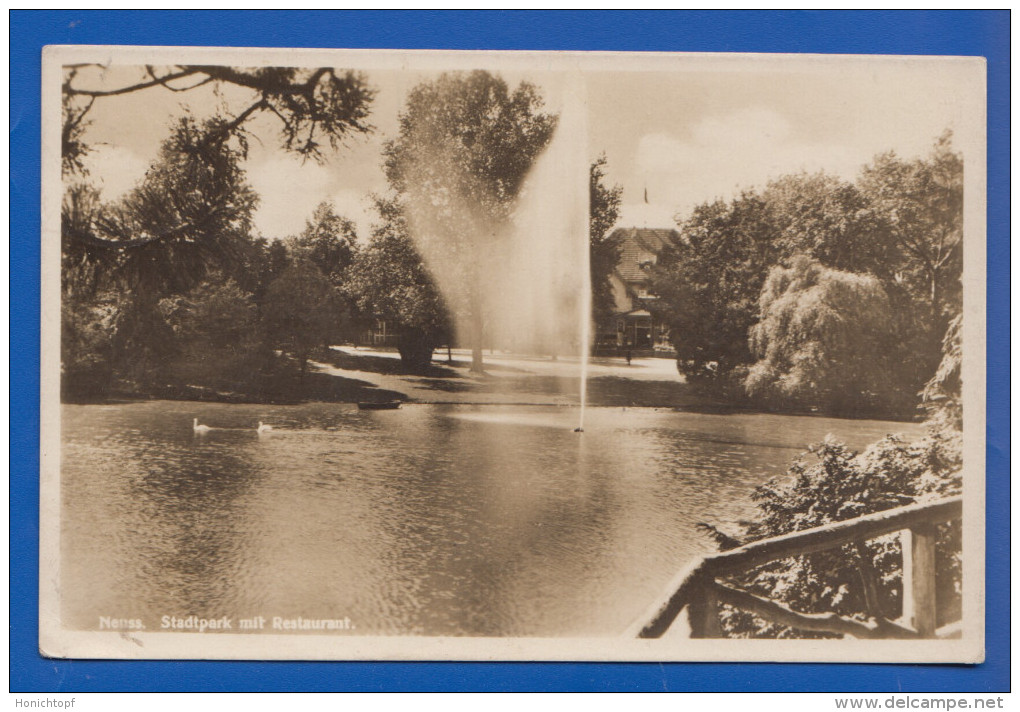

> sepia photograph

[{"left": 39, "top": 45, "right": 986, "bottom": 662}]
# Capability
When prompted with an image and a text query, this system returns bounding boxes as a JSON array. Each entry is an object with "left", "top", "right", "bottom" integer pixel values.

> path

[{"left": 310, "top": 346, "right": 691, "bottom": 406}]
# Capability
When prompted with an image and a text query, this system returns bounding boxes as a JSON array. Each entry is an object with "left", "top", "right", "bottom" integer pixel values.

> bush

[
  {"left": 61, "top": 296, "right": 117, "bottom": 401},
  {"left": 160, "top": 277, "right": 266, "bottom": 393},
  {"left": 718, "top": 423, "right": 962, "bottom": 638}
]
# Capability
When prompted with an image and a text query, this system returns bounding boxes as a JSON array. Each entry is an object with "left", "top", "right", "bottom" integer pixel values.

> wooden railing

[{"left": 626, "top": 495, "right": 962, "bottom": 640}]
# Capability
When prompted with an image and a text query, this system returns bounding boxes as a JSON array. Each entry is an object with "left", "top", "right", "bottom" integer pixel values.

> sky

[{"left": 72, "top": 56, "right": 977, "bottom": 241}]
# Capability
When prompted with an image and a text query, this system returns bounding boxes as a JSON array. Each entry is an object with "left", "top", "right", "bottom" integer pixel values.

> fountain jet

[{"left": 402, "top": 74, "right": 592, "bottom": 426}]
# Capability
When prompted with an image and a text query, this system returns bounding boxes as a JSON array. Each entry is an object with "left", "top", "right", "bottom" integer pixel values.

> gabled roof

[{"left": 610, "top": 227, "right": 678, "bottom": 282}]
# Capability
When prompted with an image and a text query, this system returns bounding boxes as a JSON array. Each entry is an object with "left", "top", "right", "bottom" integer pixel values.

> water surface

[{"left": 61, "top": 402, "right": 920, "bottom": 637}]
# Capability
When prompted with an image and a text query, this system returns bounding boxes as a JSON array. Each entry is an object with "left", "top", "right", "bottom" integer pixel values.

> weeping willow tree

[{"left": 745, "top": 255, "right": 920, "bottom": 417}]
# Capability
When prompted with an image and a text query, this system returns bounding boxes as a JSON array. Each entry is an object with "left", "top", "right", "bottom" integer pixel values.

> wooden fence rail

[{"left": 627, "top": 495, "right": 962, "bottom": 640}]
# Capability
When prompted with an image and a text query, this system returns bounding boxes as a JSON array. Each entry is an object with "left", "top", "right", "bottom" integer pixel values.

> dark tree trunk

[{"left": 396, "top": 328, "right": 435, "bottom": 373}]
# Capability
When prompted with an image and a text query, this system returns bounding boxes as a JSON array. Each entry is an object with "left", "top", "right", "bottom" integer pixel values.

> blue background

[{"left": 10, "top": 10, "right": 1009, "bottom": 692}]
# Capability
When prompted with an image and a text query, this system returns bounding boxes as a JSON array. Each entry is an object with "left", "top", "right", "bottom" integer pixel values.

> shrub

[{"left": 718, "top": 424, "right": 961, "bottom": 638}]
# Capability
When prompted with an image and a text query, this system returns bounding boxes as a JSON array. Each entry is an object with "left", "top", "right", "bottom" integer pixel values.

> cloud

[
  {"left": 247, "top": 156, "right": 336, "bottom": 238},
  {"left": 691, "top": 106, "right": 792, "bottom": 148},
  {"left": 247, "top": 154, "right": 382, "bottom": 241},
  {"left": 632, "top": 107, "right": 863, "bottom": 219},
  {"left": 328, "top": 189, "right": 378, "bottom": 243},
  {"left": 82, "top": 144, "right": 150, "bottom": 201}
]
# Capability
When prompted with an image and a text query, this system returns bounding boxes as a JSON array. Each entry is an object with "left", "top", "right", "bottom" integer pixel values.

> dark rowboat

[{"left": 357, "top": 401, "right": 402, "bottom": 410}]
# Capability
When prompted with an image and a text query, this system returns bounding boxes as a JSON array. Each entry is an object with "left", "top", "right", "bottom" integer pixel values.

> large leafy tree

[
  {"left": 290, "top": 201, "right": 361, "bottom": 345},
  {"left": 382, "top": 71, "right": 557, "bottom": 371},
  {"left": 62, "top": 116, "right": 260, "bottom": 388},
  {"left": 589, "top": 155, "right": 624, "bottom": 325},
  {"left": 648, "top": 192, "right": 780, "bottom": 380},
  {"left": 291, "top": 201, "right": 359, "bottom": 285},
  {"left": 762, "top": 171, "right": 899, "bottom": 278},
  {"left": 262, "top": 259, "right": 339, "bottom": 379},
  {"left": 70, "top": 116, "right": 259, "bottom": 298},
  {"left": 60, "top": 64, "right": 375, "bottom": 399},
  {"left": 346, "top": 197, "right": 452, "bottom": 371},
  {"left": 858, "top": 131, "right": 964, "bottom": 369}
]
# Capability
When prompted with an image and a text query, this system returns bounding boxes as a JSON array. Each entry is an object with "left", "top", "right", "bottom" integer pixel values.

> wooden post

[
  {"left": 902, "top": 524, "right": 937, "bottom": 637},
  {"left": 687, "top": 575, "right": 723, "bottom": 638}
]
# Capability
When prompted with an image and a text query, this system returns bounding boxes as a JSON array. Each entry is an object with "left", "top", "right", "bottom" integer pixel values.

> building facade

[{"left": 595, "top": 227, "right": 677, "bottom": 355}]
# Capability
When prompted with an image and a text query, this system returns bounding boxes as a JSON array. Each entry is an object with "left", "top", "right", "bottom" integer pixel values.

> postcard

[{"left": 40, "top": 45, "right": 985, "bottom": 661}]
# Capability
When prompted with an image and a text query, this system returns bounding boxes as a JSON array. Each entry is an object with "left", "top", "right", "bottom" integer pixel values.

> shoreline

[
  {"left": 61, "top": 391, "right": 923, "bottom": 425},
  {"left": 59, "top": 346, "right": 924, "bottom": 423}
]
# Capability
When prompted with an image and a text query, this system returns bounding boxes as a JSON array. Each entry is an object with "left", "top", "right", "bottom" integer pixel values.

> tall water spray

[
  {"left": 402, "top": 74, "right": 592, "bottom": 427},
  {"left": 507, "top": 78, "right": 591, "bottom": 431}
]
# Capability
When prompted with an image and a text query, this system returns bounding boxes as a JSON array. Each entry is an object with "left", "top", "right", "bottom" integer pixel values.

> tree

[
  {"left": 66, "top": 116, "right": 259, "bottom": 298},
  {"left": 61, "top": 291, "right": 117, "bottom": 401},
  {"left": 62, "top": 64, "right": 375, "bottom": 175},
  {"left": 745, "top": 256, "right": 917, "bottom": 416},
  {"left": 648, "top": 191, "right": 780, "bottom": 381},
  {"left": 346, "top": 197, "right": 452, "bottom": 371},
  {"left": 858, "top": 132, "right": 964, "bottom": 371},
  {"left": 60, "top": 63, "right": 376, "bottom": 400},
  {"left": 922, "top": 313, "right": 963, "bottom": 432},
  {"left": 707, "top": 254, "right": 967, "bottom": 639},
  {"left": 589, "top": 155, "right": 624, "bottom": 325},
  {"left": 262, "top": 259, "right": 338, "bottom": 379},
  {"left": 382, "top": 71, "right": 557, "bottom": 371},
  {"left": 61, "top": 117, "right": 262, "bottom": 387},
  {"left": 291, "top": 201, "right": 361, "bottom": 345},
  {"left": 265, "top": 239, "right": 292, "bottom": 287},
  {"left": 762, "top": 171, "right": 899, "bottom": 278},
  {"left": 292, "top": 202, "right": 359, "bottom": 285}
]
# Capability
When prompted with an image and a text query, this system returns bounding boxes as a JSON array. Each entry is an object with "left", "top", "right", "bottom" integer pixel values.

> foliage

[
  {"left": 713, "top": 314, "right": 965, "bottom": 638},
  {"left": 60, "top": 64, "right": 376, "bottom": 402},
  {"left": 647, "top": 133, "right": 963, "bottom": 419},
  {"left": 291, "top": 202, "right": 359, "bottom": 285},
  {"left": 61, "top": 293, "right": 117, "bottom": 401},
  {"left": 262, "top": 259, "right": 339, "bottom": 376},
  {"left": 382, "top": 70, "right": 557, "bottom": 370},
  {"left": 858, "top": 131, "right": 964, "bottom": 367},
  {"left": 922, "top": 314, "right": 963, "bottom": 432},
  {"left": 289, "top": 201, "right": 361, "bottom": 344},
  {"left": 745, "top": 256, "right": 917, "bottom": 416},
  {"left": 717, "top": 425, "right": 962, "bottom": 639},
  {"left": 67, "top": 116, "right": 259, "bottom": 299},
  {"left": 265, "top": 240, "right": 292, "bottom": 288},
  {"left": 762, "top": 171, "right": 899, "bottom": 278},
  {"left": 589, "top": 155, "right": 624, "bottom": 325},
  {"left": 648, "top": 192, "right": 780, "bottom": 380},
  {"left": 347, "top": 197, "right": 452, "bottom": 370},
  {"left": 160, "top": 277, "right": 265, "bottom": 392},
  {"left": 62, "top": 63, "right": 375, "bottom": 175}
]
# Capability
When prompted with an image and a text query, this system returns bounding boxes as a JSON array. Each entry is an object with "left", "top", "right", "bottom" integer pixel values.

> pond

[{"left": 60, "top": 401, "right": 920, "bottom": 637}]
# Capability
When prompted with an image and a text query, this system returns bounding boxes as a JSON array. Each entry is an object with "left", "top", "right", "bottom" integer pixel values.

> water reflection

[{"left": 61, "top": 402, "right": 919, "bottom": 636}]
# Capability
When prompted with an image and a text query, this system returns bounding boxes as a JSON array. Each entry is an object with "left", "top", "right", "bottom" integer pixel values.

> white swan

[
  {"left": 257, "top": 421, "right": 273, "bottom": 434},
  {"left": 193, "top": 417, "right": 212, "bottom": 434}
]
